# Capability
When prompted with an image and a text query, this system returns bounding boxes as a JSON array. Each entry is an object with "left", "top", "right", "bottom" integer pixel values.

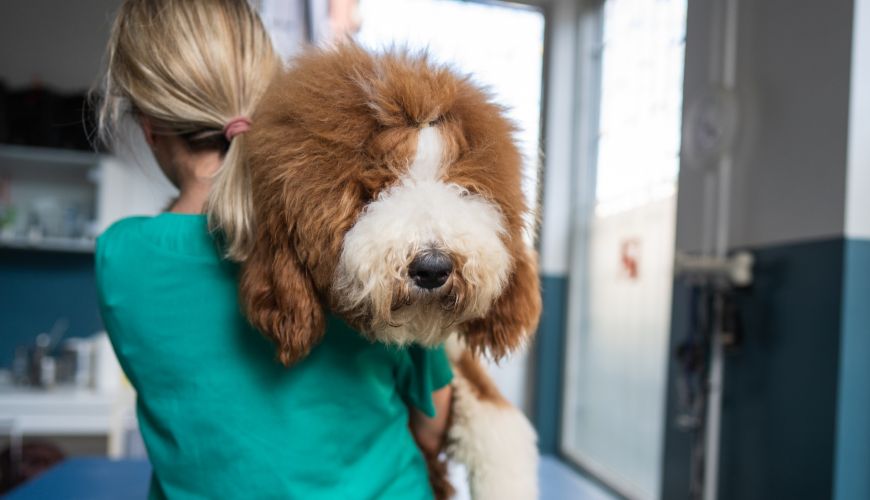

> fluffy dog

[{"left": 240, "top": 43, "right": 542, "bottom": 500}]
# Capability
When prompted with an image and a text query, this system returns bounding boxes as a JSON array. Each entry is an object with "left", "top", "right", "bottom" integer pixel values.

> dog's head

[{"left": 241, "top": 44, "right": 541, "bottom": 367}]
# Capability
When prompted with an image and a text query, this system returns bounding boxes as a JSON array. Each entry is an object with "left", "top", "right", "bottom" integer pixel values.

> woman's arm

[{"left": 409, "top": 384, "right": 453, "bottom": 455}]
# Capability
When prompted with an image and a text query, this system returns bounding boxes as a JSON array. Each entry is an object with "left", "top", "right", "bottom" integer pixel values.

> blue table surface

[
  {"left": 2, "top": 458, "right": 152, "bottom": 500},
  {"left": 3, "top": 455, "right": 615, "bottom": 500}
]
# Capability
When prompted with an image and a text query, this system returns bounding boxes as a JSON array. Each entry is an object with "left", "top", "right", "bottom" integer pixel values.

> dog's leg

[{"left": 444, "top": 337, "right": 539, "bottom": 500}]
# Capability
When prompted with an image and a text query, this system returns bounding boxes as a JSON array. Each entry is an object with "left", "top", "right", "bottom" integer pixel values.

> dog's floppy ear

[
  {"left": 465, "top": 244, "right": 542, "bottom": 360},
  {"left": 239, "top": 227, "right": 326, "bottom": 367}
]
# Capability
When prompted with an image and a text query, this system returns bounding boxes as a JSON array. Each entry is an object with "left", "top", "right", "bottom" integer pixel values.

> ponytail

[{"left": 96, "top": 0, "right": 278, "bottom": 261}]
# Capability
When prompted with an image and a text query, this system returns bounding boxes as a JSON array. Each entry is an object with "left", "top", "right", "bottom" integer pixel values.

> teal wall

[
  {"left": 833, "top": 239, "right": 870, "bottom": 500},
  {"left": 0, "top": 248, "right": 103, "bottom": 366},
  {"left": 718, "top": 239, "right": 844, "bottom": 500},
  {"left": 661, "top": 238, "right": 870, "bottom": 500},
  {"left": 533, "top": 275, "right": 569, "bottom": 455},
  {"left": 660, "top": 280, "right": 694, "bottom": 498}
]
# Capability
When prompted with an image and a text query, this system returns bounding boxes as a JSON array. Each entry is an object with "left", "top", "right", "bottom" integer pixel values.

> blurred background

[{"left": 1, "top": 0, "right": 869, "bottom": 499}]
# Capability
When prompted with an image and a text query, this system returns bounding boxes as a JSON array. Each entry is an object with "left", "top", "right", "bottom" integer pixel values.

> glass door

[{"left": 561, "top": 0, "right": 687, "bottom": 498}]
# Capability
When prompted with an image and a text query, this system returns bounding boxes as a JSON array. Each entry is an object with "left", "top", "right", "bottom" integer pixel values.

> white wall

[
  {"left": 846, "top": 0, "right": 870, "bottom": 240},
  {"left": 538, "top": 0, "right": 581, "bottom": 276},
  {"left": 0, "top": 0, "right": 124, "bottom": 91},
  {"left": 676, "top": 0, "right": 854, "bottom": 253}
]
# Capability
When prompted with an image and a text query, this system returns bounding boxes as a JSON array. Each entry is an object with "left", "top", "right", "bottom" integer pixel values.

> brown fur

[
  {"left": 420, "top": 446, "right": 455, "bottom": 500},
  {"left": 454, "top": 350, "right": 512, "bottom": 408},
  {"left": 240, "top": 42, "right": 542, "bottom": 366}
]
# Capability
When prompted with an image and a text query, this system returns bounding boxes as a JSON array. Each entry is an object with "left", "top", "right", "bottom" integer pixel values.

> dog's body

[{"left": 241, "top": 44, "right": 542, "bottom": 500}]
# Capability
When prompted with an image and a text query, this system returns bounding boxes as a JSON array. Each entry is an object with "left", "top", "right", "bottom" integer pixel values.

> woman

[{"left": 94, "top": 1, "right": 452, "bottom": 499}]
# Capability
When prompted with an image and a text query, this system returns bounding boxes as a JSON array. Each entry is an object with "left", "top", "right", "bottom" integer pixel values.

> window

[{"left": 562, "top": 0, "right": 687, "bottom": 499}]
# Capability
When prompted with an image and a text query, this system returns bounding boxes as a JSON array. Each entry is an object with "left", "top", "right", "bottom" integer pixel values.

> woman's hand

[{"left": 409, "top": 384, "right": 453, "bottom": 455}]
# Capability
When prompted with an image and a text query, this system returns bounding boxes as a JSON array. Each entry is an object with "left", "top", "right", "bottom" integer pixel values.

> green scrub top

[{"left": 95, "top": 214, "right": 453, "bottom": 500}]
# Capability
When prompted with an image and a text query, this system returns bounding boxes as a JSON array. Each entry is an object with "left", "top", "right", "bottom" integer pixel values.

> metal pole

[{"left": 702, "top": 0, "right": 739, "bottom": 498}]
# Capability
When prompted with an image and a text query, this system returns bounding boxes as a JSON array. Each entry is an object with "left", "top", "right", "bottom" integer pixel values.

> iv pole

[{"left": 703, "top": 0, "right": 739, "bottom": 498}]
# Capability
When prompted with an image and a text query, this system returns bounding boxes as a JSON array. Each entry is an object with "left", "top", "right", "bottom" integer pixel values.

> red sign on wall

[{"left": 620, "top": 239, "right": 641, "bottom": 280}]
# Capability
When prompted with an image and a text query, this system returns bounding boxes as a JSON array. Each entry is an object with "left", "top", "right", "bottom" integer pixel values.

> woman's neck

[{"left": 168, "top": 150, "right": 223, "bottom": 214}]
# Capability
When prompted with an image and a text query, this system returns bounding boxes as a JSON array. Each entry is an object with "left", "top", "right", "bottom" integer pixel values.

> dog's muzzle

[
  {"left": 409, "top": 250, "right": 453, "bottom": 290},
  {"left": 332, "top": 126, "right": 512, "bottom": 343}
]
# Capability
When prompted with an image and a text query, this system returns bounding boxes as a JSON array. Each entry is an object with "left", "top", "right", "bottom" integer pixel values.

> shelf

[
  {"left": 0, "top": 385, "right": 116, "bottom": 436},
  {"left": 0, "top": 145, "right": 102, "bottom": 253},
  {"left": 0, "top": 144, "right": 101, "bottom": 169},
  {"left": 0, "top": 236, "right": 96, "bottom": 253}
]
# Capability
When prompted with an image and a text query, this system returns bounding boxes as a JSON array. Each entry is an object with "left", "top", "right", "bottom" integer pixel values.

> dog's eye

[{"left": 408, "top": 115, "right": 443, "bottom": 128}]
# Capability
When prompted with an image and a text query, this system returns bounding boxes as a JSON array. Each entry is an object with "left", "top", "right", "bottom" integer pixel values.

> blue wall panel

[
  {"left": 534, "top": 274, "right": 569, "bottom": 455},
  {"left": 661, "top": 238, "right": 846, "bottom": 500},
  {"left": 833, "top": 239, "right": 870, "bottom": 500},
  {"left": 659, "top": 280, "right": 694, "bottom": 500},
  {"left": 0, "top": 248, "right": 103, "bottom": 367},
  {"left": 718, "top": 238, "right": 844, "bottom": 500}
]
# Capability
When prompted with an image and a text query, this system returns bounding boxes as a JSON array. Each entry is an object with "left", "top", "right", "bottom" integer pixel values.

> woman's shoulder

[
  {"left": 96, "top": 216, "right": 151, "bottom": 260},
  {"left": 99, "top": 216, "right": 149, "bottom": 240},
  {"left": 94, "top": 217, "right": 156, "bottom": 311},
  {"left": 97, "top": 213, "right": 217, "bottom": 262}
]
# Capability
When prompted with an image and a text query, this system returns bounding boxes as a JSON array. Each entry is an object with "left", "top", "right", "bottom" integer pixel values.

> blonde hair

[{"left": 97, "top": 0, "right": 278, "bottom": 261}]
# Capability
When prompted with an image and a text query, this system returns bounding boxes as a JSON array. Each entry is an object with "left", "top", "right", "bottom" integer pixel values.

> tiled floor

[
  {"left": 448, "top": 455, "right": 617, "bottom": 500},
  {"left": 539, "top": 455, "right": 617, "bottom": 500}
]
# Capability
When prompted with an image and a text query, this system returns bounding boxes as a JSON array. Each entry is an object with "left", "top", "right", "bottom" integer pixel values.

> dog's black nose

[{"left": 409, "top": 252, "right": 453, "bottom": 290}]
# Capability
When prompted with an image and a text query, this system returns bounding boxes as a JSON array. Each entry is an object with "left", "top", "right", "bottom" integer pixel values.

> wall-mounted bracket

[{"left": 674, "top": 250, "right": 754, "bottom": 287}]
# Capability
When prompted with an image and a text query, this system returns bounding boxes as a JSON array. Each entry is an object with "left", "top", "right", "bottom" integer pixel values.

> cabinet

[
  {"left": 0, "top": 143, "right": 176, "bottom": 252},
  {"left": 0, "top": 145, "right": 100, "bottom": 252}
]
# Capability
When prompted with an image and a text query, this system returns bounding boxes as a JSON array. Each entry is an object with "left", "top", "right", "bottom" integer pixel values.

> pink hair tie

[{"left": 222, "top": 116, "right": 253, "bottom": 141}]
